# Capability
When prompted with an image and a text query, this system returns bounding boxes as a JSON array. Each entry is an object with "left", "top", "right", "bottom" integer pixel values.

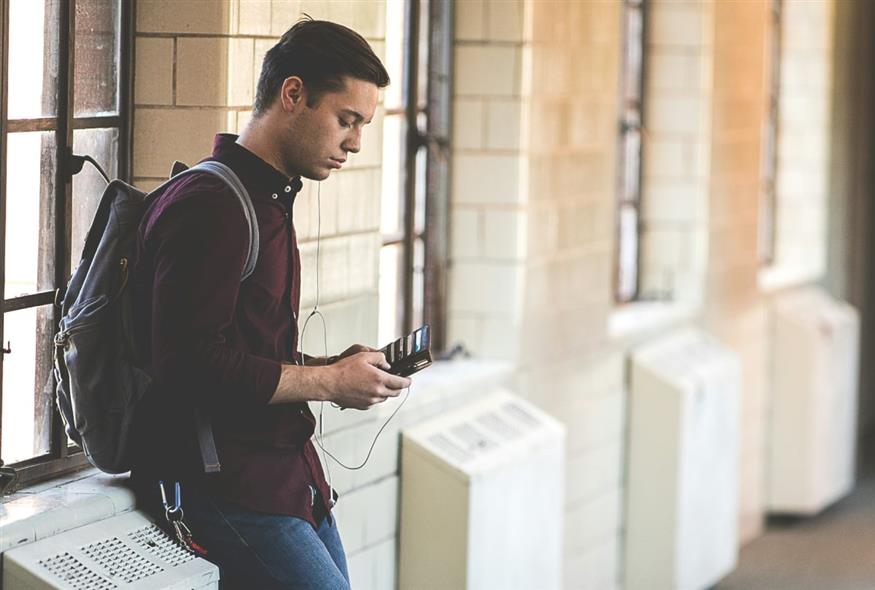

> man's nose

[{"left": 343, "top": 128, "right": 362, "bottom": 154}]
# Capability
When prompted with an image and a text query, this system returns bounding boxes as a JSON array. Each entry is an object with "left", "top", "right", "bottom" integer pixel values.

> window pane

[
  {"left": 622, "top": 127, "right": 642, "bottom": 203},
  {"left": 412, "top": 238, "right": 424, "bottom": 329},
  {"left": 1, "top": 305, "right": 55, "bottom": 464},
  {"left": 383, "top": 0, "right": 407, "bottom": 110},
  {"left": 617, "top": 204, "right": 640, "bottom": 302},
  {"left": 71, "top": 128, "right": 119, "bottom": 268},
  {"left": 8, "top": 0, "right": 60, "bottom": 119},
  {"left": 381, "top": 114, "right": 405, "bottom": 236},
  {"left": 623, "top": 4, "right": 643, "bottom": 101},
  {"left": 4, "top": 132, "right": 57, "bottom": 299},
  {"left": 74, "top": 0, "right": 121, "bottom": 117},
  {"left": 414, "top": 134, "right": 427, "bottom": 235},
  {"left": 379, "top": 244, "right": 402, "bottom": 345},
  {"left": 416, "top": 0, "right": 430, "bottom": 110}
]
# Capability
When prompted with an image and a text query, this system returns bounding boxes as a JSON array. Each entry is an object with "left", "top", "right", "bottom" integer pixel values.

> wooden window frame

[
  {"left": 380, "top": 0, "right": 452, "bottom": 353},
  {"left": 759, "top": 0, "right": 782, "bottom": 266},
  {"left": 615, "top": 0, "right": 647, "bottom": 304},
  {"left": 0, "top": 0, "right": 134, "bottom": 490}
]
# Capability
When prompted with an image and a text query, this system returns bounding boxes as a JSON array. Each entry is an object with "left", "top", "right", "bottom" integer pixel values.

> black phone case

[{"left": 380, "top": 325, "right": 433, "bottom": 377}]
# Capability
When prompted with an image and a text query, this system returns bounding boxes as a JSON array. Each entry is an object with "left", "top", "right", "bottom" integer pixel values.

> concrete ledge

[
  {"left": 608, "top": 300, "right": 699, "bottom": 341},
  {"left": 0, "top": 470, "right": 135, "bottom": 553}
]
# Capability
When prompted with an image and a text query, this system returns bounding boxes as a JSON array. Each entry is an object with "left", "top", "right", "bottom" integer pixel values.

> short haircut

[{"left": 254, "top": 16, "right": 390, "bottom": 115}]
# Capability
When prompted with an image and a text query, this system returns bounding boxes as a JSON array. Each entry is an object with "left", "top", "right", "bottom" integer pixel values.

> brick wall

[
  {"left": 449, "top": 1, "right": 626, "bottom": 587},
  {"left": 519, "top": 3, "right": 625, "bottom": 588},
  {"left": 703, "top": 0, "right": 771, "bottom": 544},
  {"left": 448, "top": 0, "right": 526, "bottom": 360},
  {"left": 639, "top": 0, "right": 714, "bottom": 305},
  {"left": 763, "top": 0, "right": 835, "bottom": 288}
]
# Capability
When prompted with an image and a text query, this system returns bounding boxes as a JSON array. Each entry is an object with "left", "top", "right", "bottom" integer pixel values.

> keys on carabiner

[
  {"left": 171, "top": 518, "right": 194, "bottom": 552},
  {"left": 158, "top": 480, "right": 206, "bottom": 556}
]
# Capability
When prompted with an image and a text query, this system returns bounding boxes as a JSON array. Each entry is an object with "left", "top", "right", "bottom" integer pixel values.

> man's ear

[{"left": 280, "top": 76, "right": 306, "bottom": 112}]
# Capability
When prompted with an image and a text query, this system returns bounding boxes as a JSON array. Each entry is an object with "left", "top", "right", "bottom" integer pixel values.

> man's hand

[
  {"left": 269, "top": 348, "right": 411, "bottom": 407},
  {"left": 332, "top": 343, "right": 377, "bottom": 363},
  {"left": 326, "top": 351, "right": 411, "bottom": 410},
  {"left": 306, "top": 344, "right": 373, "bottom": 366}
]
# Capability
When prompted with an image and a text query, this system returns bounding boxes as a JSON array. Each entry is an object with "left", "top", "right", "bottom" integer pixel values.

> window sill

[
  {"left": 758, "top": 264, "right": 822, "bottom": 294},
  {"left": 608, "top": 300, "right": 699, "bottom": 342},
  {"left": 0, "top": 468, "right": 135, "bottom": 554}
]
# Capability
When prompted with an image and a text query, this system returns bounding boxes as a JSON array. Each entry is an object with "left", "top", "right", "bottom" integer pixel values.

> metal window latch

[
  {"left": 68, "top": 152, "right": 110, "bottom": 184},
  {"left": 1, "top": 341, "right": 10, "bottom": 355},
  {"left": 0, "top": 460, "right": 19, "bottom": 495}
]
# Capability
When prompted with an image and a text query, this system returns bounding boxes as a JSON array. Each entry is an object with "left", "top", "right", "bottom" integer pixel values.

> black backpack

[{"left": 53, "top": 160, "right": 258, "bottom": 474}]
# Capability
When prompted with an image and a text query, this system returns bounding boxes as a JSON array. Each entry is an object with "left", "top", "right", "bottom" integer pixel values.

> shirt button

[
  {"left": 284, "top": 185, "right": 292, "bottom": 193},
  {"left": 271, "top": 193, "right": 278, "bottom": 199}
]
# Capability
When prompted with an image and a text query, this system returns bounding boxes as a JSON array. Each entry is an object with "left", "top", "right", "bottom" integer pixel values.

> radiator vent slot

[
  {"left": 127, "top": 524, "right": 195, "bottom": 567},
  {"left": 502, "top": 401, "right": 540, "bottom": 428},
  {"left": 38, "top": 552, "right": 117, "bottom": 590},
  {"left": 450, "top": 422, "right": 497, "bottom": 453},
  {"left": 476, "top": 411, "right": 523, "bottom": 442},
  {"left": 428, "top": 433, "right": 472, "bottom": 462},
  {"left": 81, "top": 536, "right": 163, "bottom": 583}
]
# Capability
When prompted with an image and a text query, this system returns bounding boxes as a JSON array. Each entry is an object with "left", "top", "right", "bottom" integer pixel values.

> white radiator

[
  {"left": 398, "top": 389, "right": 565, "bottom": 590},
  {"left": 625, "top": 328, "right": 740, "bottom": 590},
  {"left": 3, "top": 511, "right": 219, "bottom": 589},
  {"left": 768, "top": 287, "right": 860, "bottom": 515}
]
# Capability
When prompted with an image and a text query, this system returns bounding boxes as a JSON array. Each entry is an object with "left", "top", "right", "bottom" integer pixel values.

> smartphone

[{"left": 379, "top": 324, "right": 433, "bottom": 377}]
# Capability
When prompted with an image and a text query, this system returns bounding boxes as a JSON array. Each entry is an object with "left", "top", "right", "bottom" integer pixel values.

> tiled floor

[{"left": 716, "top": 452, "right": 875, "bottom": 590}]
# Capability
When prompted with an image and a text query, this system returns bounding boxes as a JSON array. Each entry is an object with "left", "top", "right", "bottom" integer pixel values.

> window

[
  {"left": 759, "top": 0, "right": 781, "bottom": 265},
  {"left": 0, "top": 0, "right": 133, "bottom": 488},
  {"left": 379, "top": 0, "right": 452, "bottom": 352},
  {"left": 615, "top": 0, "right": 646, "bottom": 304}
]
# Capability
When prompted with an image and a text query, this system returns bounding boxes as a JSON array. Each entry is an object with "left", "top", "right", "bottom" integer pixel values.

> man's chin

[{"left": 302, "top": 168, "right": 332, "bottom": 181}]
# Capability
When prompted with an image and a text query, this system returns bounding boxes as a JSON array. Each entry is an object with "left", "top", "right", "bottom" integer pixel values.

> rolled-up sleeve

[{"left": 144, "top": 184, "right": 281, "bottom": 408}]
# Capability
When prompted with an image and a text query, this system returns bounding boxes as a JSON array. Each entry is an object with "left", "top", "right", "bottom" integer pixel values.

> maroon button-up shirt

[{"left": 130, "top": 134, "right": 333, "bottom": 527}]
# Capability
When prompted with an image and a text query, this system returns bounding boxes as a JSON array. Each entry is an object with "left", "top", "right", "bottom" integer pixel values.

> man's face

[{"left": 283, "top": 76, "right": 379, "bottom": 180}]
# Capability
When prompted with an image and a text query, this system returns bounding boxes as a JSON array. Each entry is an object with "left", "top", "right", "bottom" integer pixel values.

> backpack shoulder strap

[
  {"left": 152, "top": 161, "right": 260, "bottom": 476},
  {"left": 157, "top": 161, "right": 260, "bottom": 282}
]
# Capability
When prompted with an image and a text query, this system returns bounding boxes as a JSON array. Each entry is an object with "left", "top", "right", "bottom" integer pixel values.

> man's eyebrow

[{"left": 341, "top": 108, "right": 372, "bottom": 124}]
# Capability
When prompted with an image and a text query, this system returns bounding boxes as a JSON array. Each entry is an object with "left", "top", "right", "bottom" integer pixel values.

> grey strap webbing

[
  {"left": 178, "top": 161, "right": 260, "bottom": 280},
  {"left": 163, "top": 160, "right": 260, "bottom": 474}
]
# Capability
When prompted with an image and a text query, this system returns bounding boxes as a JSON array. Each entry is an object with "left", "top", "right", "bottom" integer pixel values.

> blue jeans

[{"left": 137, "top": 484, "right": 350, "bottom": 590}]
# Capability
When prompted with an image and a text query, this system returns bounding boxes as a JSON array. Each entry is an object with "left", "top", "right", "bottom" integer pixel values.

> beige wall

[
  {"left": 703, "top": 0, "right": 770, "bottom": 543},
  {"left": 763, "top": 0, "right": 835, "bottom": 289},
  {"left": 640, "top": 0, "right": 714, "bottom": 305},
  {"left": 131, "top": 1, "right": 842, "bottom": 589}
]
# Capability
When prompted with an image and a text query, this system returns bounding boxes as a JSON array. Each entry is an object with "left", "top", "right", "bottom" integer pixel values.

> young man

[{"left": 130, "top": 19, "right": 409, "bottom": 589}]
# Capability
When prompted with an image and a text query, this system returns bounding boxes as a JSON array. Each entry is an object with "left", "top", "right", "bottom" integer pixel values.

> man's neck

[{"left": 237, "top": 117, "right": 296, "bottom": 180}]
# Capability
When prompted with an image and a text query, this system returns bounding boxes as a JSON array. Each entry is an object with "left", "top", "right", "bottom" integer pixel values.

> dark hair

[{"left": 253, "top": 17, "right": 390, "bottom": 115}]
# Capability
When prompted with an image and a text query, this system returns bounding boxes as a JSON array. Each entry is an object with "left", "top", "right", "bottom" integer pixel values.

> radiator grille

[
  {"left": 81, "top": 536, "right": 163, "bottom": 583},
  {"left": 128, "top": 524, "right": 195, "bottom": 567},
  {"left": 38, "top": 552, "right": 117, "bottom": 590}
]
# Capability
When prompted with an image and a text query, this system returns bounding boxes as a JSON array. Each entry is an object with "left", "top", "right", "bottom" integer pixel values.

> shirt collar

[{"left": 208, "top": 133, "right": 303, "bottom": 201}]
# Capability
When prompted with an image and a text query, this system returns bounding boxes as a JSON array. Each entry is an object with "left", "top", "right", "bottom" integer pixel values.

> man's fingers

[
  {"left": 383, "top": 374, "right": 411, "bottom": 391},
  {"left": 363, "top": 351, "right": 391, "bottom": 370}
]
